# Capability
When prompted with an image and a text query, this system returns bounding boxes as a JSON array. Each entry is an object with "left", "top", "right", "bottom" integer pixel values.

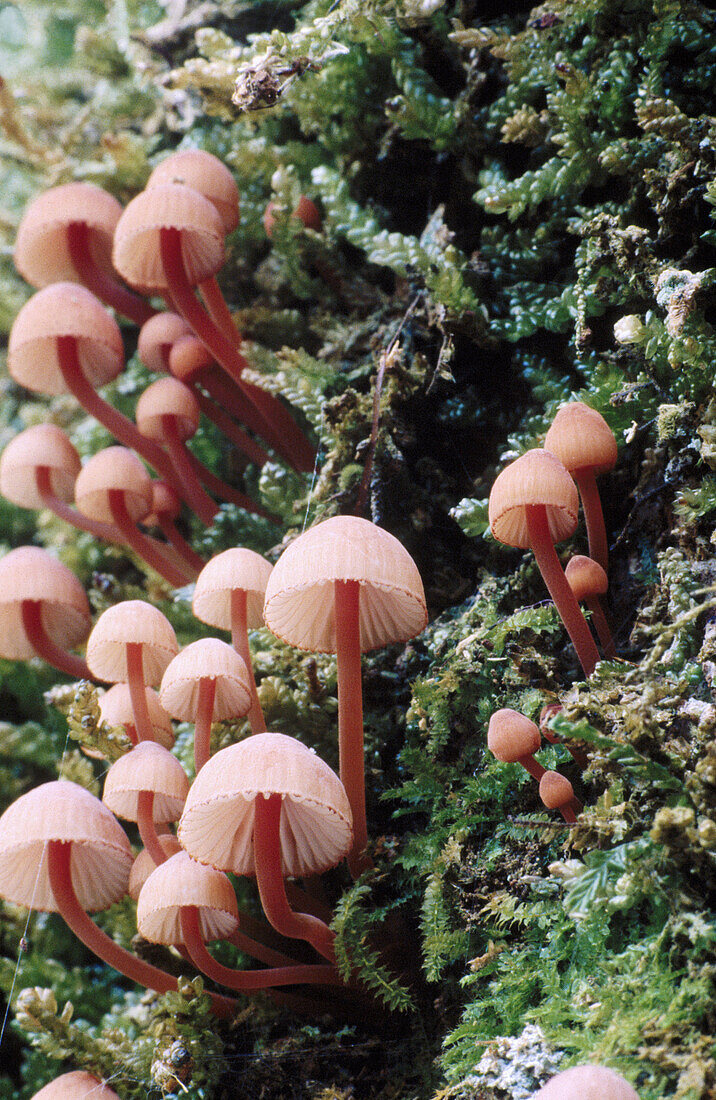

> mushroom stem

[
  {"left": 516, "top": 753, "right": 546, "bottom": 782},
  {"left": 193, "top": 385, "right": 270, "bottom": 468},
  {"left": 126, "top": 641, "right": 155, "bottom": 743},
  {"left": 253, "top": 793, "right": 337, "bottom": 964},
  {"left": 136, "top": 790, "right": 168, "bottom": 867},
  {"left": 158, "top": 416, "right": 218, "bottom": 526},
  {"left": 525, "top": 505, "right": 600, "bottom": 678},
  {"left": 230, "top": 588, "right": 266, "bottom": 735},
  {"left": 56, "top": 336, "right": 184, "bottom": 499},
  {"left": 153, "top": 514, "right": 205, "bottom": 576},
  {"left": 194, "top": 677, "right": 216, "bottom": 772},
  {"left": 560, "top": 799, "right": 580, "bottom": 824},
  {"left": 198, "top": 371, "right": 272, "bottom": 466},
  {"left": 585, "top": 596, "right": 617, "bottom": 658},
  {"left": 334, "top": 579, "right": 370, "bottom": 877},
  {"left": 47, "top": 840, "right": 235, "bottom": 1015},
  {"left": 20, "top": 600, "right": 91, "bottom": 680},
  {"left": 159, "top": 227, "right": 315, "bottom": 471},
  {"left": 108, "top": 489, "right": 189, "bottom": 588},
  {"left": 572, "top": 467, "right": 609, "bottom": 572},
  {"left": 67, "top": 221, "right": 155, "bottom": 327},
  {"left": 227, "top": 923, "right": 303, "bottom": 968},
  {"left": 35, "top": 466, "right": 125, "bottom": 542},
  {"left": 179, "top": 905, "right": 342, "bottom": 989},
  {"left": 182, "top": 445, "right": 276, "bottom": 521},
  {"left": 198, "top": 276, "right": 240, "bottom": 342}
]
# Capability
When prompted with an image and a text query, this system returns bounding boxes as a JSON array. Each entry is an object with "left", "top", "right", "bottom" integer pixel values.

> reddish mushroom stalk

[
  {"left": 230, "top": 588, "right": 267, "bottom": 735},
  {"left": 334, "top": 580, "right": 370, "bottom": 877},
  {"left": 157, "top": 415, "right": 218, "bottom": 525},
  {"left": 198, "top": 276, "right": 240, "bottom": 342},
  {"left": 525, "top": 505, "right": 600, "bottom": 677},
  {"left": 107, "top": 489, "right": 189, "bottom": 588},
  {"left": 586, "top": 595, "right": 616, "bottom": 657},
  {"left": 35, "top": 465, "right": 125, "bottom": 543},
  {"left": 181, "top": 443, "right": 276, "bottom": 521},
  {"left": 152, "top": 516, "right": 206, "bottom": 577},
  {"left": 46, "top": 840, "right": 234, "bottom": 1015},
  {"left": 193, "top": 371, "right": 272, "bottom": 466},
  {"left": 136, "top": 790, "right": 169, "bottom": 868},
  {"left": 193, "top": 676, "right": 217, "bottom": 772},
  {"left": 517, "top": 754, "right": 547, "bottom": 782},
  {"left": 573, "top": 467, "right": 609, "bottom": 574},
  {"left": 194, "top": 386, "right": 270, "bottom": 468},
  {"left": 180, "top": 905, "right": 341, "bottom": 989},
  {"left": 159, "top": 227, "right": 315, "bottom": 471},
  {"left": 20, "top": 600, "right": 91, "bottom": 680},
  {"left": 67, "top": 221, "right": 155, "bottom": 327},
  {"left": 253, "top": 793, "right": 337, "bottom": 964},
  {"left": 126, "top": 641, "right": 157, "bottom": 744},
  {"left": 55, "top": 336, "right": 185, "bottom": 500}
]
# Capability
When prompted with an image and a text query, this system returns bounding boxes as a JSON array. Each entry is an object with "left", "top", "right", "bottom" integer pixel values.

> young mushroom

[
  {"left": 539, "top": 770, "right": 582, "bottom": 824},
  {"left": 565, "top": 555, "right": 616, "bottom": 657},
  {"left": 192, "top": 547, "right": 274, "bottom": 734},
  {"left": 159, "top": 638, "right": 252, "bottom": 773},
  {"left": 13, "top": 181, "right": 153, "bottom": 325},
  {"left": 128, "top": 834, "right": 182, "bottom": 898},
  {"left": 86, "top": 600, "right": 179, "bottom": 745},
  {"left": 179, "top": 732, "right": 353, "bottom": 963},
  {"left": 544, "top": 402, "right": 617, "bottom": 572},
  {"left": 534, "top": 1063, "right": 639, "bottom": 1098},
  {"left": 31, "top": 1070, "right": 121, "bottom": 1098},
  {"left": 102, "top": 741, "right": 190, "bottom": 867},
  {"left": 488, "top": 448, "right": 600, "bottom": 678},
  {"left": 264, "top": 515, "right": 428, "bottom": 876},
  {"left": 487, "top": 709, "right": 545, "bottom": 782},
  {"left": 0, "top": 546, "right": 92, "bottom": 680}
]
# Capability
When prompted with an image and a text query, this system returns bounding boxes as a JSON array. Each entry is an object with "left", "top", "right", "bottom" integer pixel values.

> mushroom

[
  {"left": 13, "top": 181, "right": 153, "bottom": 325},
  {"left": 192, "top": 547, "right": 274, "bottom": 734},
  {"left": 99, "top": 682, "right": 175, "bottom": 751},
  {"left": 85, "top": 599, "right": 179, "bottom": 745},
  {"left": 144, "top": 480, "right": 206, "bottom": 577},
  {"left": 74, "top": 446, "right": 191, "bottom": 587},
  {"left": 263, "top": 515, "right": 428, "bottom": 875},
  {"left": 128, "top": 834, "right": 182, "bottom": 899},
  {"left": 488, "top": 448, "right": 600, "bottom": 678},
  {"left": 179, "top": 732, "right": 353, "bottom": 962},
  {"left": 112, "top": 183, "right": 314, "bottom": 471},
  {"left": 487, "top": 709, "right": 545, "bottom": 782},
  {"left": 544, "top": 402, "right": 617, "bottom": 572},
  {"left": 0, "top": 424, "right": 123, "bottom": 542},
  {"left": 533, "top": 1064, "right": 639, "bottom": 1098},
  {"left": 0, "top": 546, "right": 92, "bottom": 679},
  {"left": 137, "top": 310, "right": 192, "bottom": 374},
  {"left": 263, "top": 195, "right": 322, "bottom": 238},
  {"left": 103, "top": 741, "right": 190, "bottom": 866},
  {"left": 31, "top": 1070, "right": 121, "bottom": 1098},
  {"left": 565, "top": 555, "right": 616, "bottom": 657},
  {"left": 159, "top": 638, "right": 252, "bottom": 773},
  {"left": 7, "top": 284, "right": 184, "bottom": 497},
  {"left": 538, "top": 770, "right": 582, "bottom": 824},
  {"left": 137, "top": 850, "right": 340, "bottom": 988}
]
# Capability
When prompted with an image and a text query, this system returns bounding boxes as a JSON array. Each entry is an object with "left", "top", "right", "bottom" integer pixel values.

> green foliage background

[{"left": 0, "top": 0, "right": 714, "bottom": 1096}]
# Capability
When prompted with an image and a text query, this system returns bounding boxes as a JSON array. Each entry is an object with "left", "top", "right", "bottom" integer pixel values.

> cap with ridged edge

[
  {"left": 192, "top": 548, "right": 273, "bottom": 631},
  {"left": 0, "top": 424, "right": 81, "bottom": 509},
  {"left": 86, "top": 600, "right": 178, "bottom": 685},
  {"left": 0, "top": 546, "right": 91, "bottom": 660},
  {"left": 488, "top": 449, "right": 578, "bottom": 551},
  {"left": 103, "top": 741, "right": 190, "bottom": 823},
  {"left": 147, "top": 150, "right": 239, "bottom": 234},
  {"left": 137, "top": 850, "right": 239, "bottom": 945},
  {"left": 159, "top": 638, "right": 251, "bottom": 722}
]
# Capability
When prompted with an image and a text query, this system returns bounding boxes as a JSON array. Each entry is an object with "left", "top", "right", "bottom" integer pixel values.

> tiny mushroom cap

[
  {"left": 0, "top": 546, "right": 91, "bottom": 661},
  {"left": 0, "top": 424, "right": 81, "bottom": 509},
  {"left": 103, "top": 741, "right": 190, "bottom": 823},
  {"left": 193, "top": 547, "right": 273, "bottom": 631},
  {"left": 8, "top": 283, "right": 124, "bottom": 396},
  {"left": 565, "top": 554, "right": 609, "bottom": 601},
  {"left": 179, "top": 732, "right": 353, "bottom": 878},
  {"left": 74, "top": 447, "right": 153, "bottom": 526},
  {"left": 488, "top": 448, "right": 579, "bottom": 550},
  {"left": 86, "top": 600, "right": 179, "bottom": 685},
  {"left": 534, "top": 1064, "right": 639, "bottom": 1099},
  {"left": 0, "top": 779, "right": 133, "bottom": 912},
  {"left": 31, "top": 1070, "right": 121, "bottom": 1099},
  {"left": 14, "top": 182, "right": 123, "bottom": 289},
  {"left": 136, "top": 377, "right": 201, "bottom": 442},
  {"left": 137, "top": 850, "right": 239, "bottom": 945},
  {"left": 168, "top": 333, "right": 213, "bottom": 381},
  {"left": 487, "top": 709, "right": 541, "bottom": 762},
  {"left": 263, "top": 515, "right": 428, "bottom": 653},
  {"left": 544, "top": 402, "right": 618, "bottom": 477},
  {"left": 147, "top": 149, "right": 240, "bottom": 235},
  {"left": 146, "top": 481, "right": 182, "bottom": 525},
  {"left": 113, "top": 183, "right": 225, "bottom": 293},
  {"left": 159, "top": 638, "right": 252, "bottom": 722},
  {"left": 137, "top": 311, "right": 192, "bottom": 374},
  {"left": 99, "top": 683, "right": 175, "bottom": 750},
  {"left": 128, "top": 834, "right": 182, "bottom": 900},
  {"left": 539, "top": 770, "right": 575, "bottom": 810}
]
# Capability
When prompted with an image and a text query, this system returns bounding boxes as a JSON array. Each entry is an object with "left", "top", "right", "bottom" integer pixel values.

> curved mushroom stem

[
  {"left": 47, "top": 840, "right": 235, "bottom": 1016},
  {"left": 230, "top": 588, "right": 266, "bottom": 735},
  {"left": 334, "top": 579, "right": 371, "bottom": 877},
  {"left": 198, "top": 276, "right": 239, "bottom": 343},
  {"left": 572, "top": 467, "right": 609, "bottom": 573},
  {"left": 36, "top": 466, "right": 125, "bottom": 542},
  {"left": 158, "top": 416, "right": 218, "bottom": 526},
  {"left": 182, "top": 446, "right": 277, "bottom": 522},
  {"left": 193, "top": 384, "right": 270, "bottom": 468},
  {"left": 585, "top": 595, "right": 617, "bottom": 658},
  {"left": 227, "top": 922, "right": 303, "bottom": 969},
  {"left": 525, "top": 505, "right": 600, "bottom": 678},
  {"left": 253, "top": 793, "right": 337, "bottom": 964},
  {"left": 558, "top": 798, "right": 581, "bottom": 824},
  {"left": 152, "top": 513, "right": 206, "bottom": 577},
  {"left": 136, "top": 790, "right": 169, "bottom": 868},
  {"left": 516, "top": 753, "right": 546, "bottom": 783},
  {"left": 67, "top": 222, "right": 156, "bottom": 327},
  {"left": 194, "top": 677, "right": 216, "bottom": 773},
  {"left": 56, "top": 336, "right": 184, "bottom": 500},
  {"left": 20, "top": 600, "right": 91, "bottom": 680},
  {"left": 198, "top": 370, "right": 273, "bottom": 466},
  {"left": 125, "top": 641, "right": 155, "bottom": 744},
  {"left": 107, "top": 489, "right": 190, "bottom": 588},
  {"left": 159, "top": 228, "right": 315, "bottom": 472},
  {"left": 179, "top": 906, "right": 342, "bottom": 989}
]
